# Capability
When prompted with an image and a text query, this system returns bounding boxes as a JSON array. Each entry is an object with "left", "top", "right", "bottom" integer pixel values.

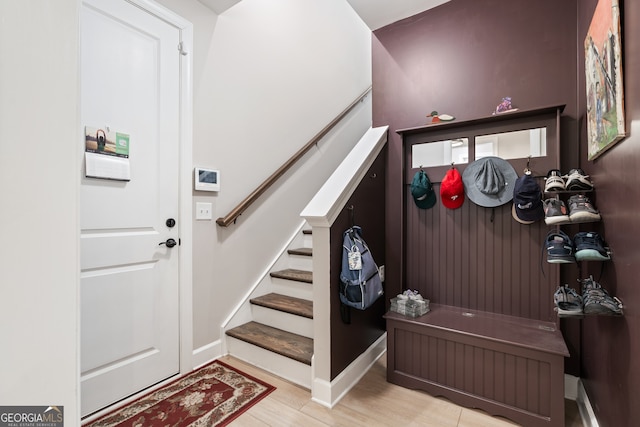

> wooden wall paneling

[
  {"left": 399, "top": 106, "right": 562, "bottom": 321},
  {"left": 385, "top": 312, "right": 566, "bottom": 426}
]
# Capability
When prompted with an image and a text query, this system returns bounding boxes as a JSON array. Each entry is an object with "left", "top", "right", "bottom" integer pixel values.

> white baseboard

[
  {"left": 192, "top": 339, "right": 222, "bottom": 369},
  {"left": 311, "top": 333, "right": 386, "bottom": 408},
  {"left": 577, "top": 379, "right": 600, "bottom": 427},
  {"left": 564, "top": 374, "right": 579, "bottom": 400}
]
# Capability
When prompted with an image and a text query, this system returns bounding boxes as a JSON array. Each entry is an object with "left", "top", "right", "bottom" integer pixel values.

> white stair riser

[
  {"left": 226, "top": 336, "right": 311, "bottom": 389},
  {"left": 288, "top": 254, "right": 313, "bottom": 271},
  {"left": 302, "top": 232, "right": 313, "bottom": 248},
  {"left": 251, "top": 305, "right": 313, "bottom": 339},
  {"left": 271, "top": 277, "right": 313, "bottom": 300}
]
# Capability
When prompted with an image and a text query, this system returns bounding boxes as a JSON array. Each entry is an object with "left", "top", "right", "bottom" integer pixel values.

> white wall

[
  {"left": 156, "top": 0, "right": 372, "bottom": 351},
  {"left": 0, "top": 0, "right": 80, "bottom": 424},
  {"left": 0, "top": 0, "right": 370, "bottom": 422}
]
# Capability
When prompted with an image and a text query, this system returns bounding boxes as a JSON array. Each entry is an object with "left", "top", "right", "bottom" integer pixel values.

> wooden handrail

[{"left": 216, "top": 86, "right": 373, "bottom": 227}]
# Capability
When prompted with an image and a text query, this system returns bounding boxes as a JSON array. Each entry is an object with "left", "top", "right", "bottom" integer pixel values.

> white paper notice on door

[{"left": 84, "top": 126, "right": 131, "bottom": 181}]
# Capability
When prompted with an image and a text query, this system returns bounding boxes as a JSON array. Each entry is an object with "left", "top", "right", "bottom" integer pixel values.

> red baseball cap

[{"left": 440, "top": 168, "right": 465, "bottom": 209}]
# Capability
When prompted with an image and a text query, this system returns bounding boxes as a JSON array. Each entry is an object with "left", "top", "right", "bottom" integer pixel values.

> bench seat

[{"left": 384, "top": 304, "right": 569, "bottom": 427}]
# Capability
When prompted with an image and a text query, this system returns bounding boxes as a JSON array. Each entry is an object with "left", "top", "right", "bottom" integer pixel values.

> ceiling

[
  {"left": 198, "top": 0, "right": 450, "bottom": 30},
  {"left": 346, "top": 0, "right": 450, "bottom": 31}
]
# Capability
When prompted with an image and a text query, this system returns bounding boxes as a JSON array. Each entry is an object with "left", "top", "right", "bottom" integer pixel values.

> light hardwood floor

[{"left": 221, "top": 355, "right": 585, "bottom": 427}]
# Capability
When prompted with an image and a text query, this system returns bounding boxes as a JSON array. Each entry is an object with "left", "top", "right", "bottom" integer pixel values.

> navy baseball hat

[{"left": 512, "top": 174, "right": 545, "bottom": 224}]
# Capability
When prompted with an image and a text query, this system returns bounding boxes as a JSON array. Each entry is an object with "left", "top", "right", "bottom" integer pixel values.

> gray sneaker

[
  {"left": 553, "top": 284, "right": 583, "bottom": 316},
  {"left": 581, "top": 276, "right": 623, "bottom": 316},
  {"left": 544, "top": 198, "right": 570, "bottom": 225},
  {"left": 568, "top": 194, "right": 601, "bottom": 222}
]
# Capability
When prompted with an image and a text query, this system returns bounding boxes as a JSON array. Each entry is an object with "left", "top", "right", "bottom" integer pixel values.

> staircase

[{"left": 225, "top": 228, "right": 314, "bottom": 388}]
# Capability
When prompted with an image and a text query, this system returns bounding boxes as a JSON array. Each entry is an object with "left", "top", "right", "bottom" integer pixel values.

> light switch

[{"left": 196, "top": 202, "right": 213, "bottom": 220}]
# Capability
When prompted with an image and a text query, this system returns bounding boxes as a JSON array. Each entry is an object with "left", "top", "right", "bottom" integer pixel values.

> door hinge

[{"left": 178, "top": 42, "right": 188, "bottom": 56}]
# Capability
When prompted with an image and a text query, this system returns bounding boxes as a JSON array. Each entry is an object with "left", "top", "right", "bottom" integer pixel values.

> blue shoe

[
  {"left": 545, "top": 230, "right": 575, "bottom": 263},
  {"left": 574, "top": 232, "right": 610, "bottom": 261}
]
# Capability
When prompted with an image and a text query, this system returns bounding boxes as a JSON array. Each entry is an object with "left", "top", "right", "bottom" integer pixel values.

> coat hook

[
  {"left": 347, "top": 205, "right": 355, "bottom": 226},
  {"left": 525, "top": 155, "right": 532, "bottom": 175}
]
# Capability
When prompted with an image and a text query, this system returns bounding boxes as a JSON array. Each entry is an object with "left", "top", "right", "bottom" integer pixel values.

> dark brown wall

[
  {"left": 330, "top": 148, "right": 386, "bottom": 380},
  {"left": 373, "top": 0, "right": 578, "bottom": 308},
  {"left": 373, "top": 0, "right": 581, "bottom": 373},
  {"left": 577, "top": 1, "right": 640, "bottom": 426},
  {"left": 373, "top": 0, "right": 640, "bottom": 425}
]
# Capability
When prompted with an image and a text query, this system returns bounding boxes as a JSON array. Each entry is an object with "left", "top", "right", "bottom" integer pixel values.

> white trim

[
  {"left": 577, "top": 379, "right": 600, "bottom": 427},
  {"left": 192, "top": 340, "right": 223, "bottom": 369},
  {"left": 127, "top": 0, "right": 192, "bottom": 28},
  {"left": 564, "top": 374, "right": 579, "bottom": 400},
  {"left": 301, "top": 126, "right": 388, "bottom": 227},
  {"left": 311, "top": 334, "right": 386, "bottom": 408},
  {"left": 177, "top": 16, "right": 194, "bottom": 379},
  {"left": 127, "top": 0, "right": 195, "bottom": 377}
]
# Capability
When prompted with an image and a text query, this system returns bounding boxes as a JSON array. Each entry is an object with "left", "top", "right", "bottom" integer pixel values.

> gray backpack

[{"left": 339, "top": 226, "right": 384, "bottom": 312}]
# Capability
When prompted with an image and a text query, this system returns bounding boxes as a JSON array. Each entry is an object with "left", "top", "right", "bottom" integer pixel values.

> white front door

[{"left": 80, "top": 0, "right": 181, "bottom": 416}]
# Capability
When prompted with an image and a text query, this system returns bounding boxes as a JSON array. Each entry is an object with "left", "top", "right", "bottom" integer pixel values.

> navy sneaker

[
  {"left": 581, "top": 276, "right": 623, "bottom": 316},
  {"left": 564, "top": 169, "right": 594, "bottom": 191},
  {"left": 574, "top": 232, "right": 610, "bottom": 261},
  {"left": 545, "top": 230, "right": 575, "bottom": 263},
  {"left": 568, "top": 194, "right": 601, "bottom": 222}
]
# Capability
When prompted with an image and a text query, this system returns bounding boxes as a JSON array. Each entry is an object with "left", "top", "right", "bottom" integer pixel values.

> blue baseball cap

[{"left": 512, "top": 174, "right": 544, "bottom": 224}]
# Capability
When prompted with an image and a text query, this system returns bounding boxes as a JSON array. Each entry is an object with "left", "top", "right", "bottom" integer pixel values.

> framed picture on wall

[{"left": 585, "top": 0, "right": 626, "bottom": 161}]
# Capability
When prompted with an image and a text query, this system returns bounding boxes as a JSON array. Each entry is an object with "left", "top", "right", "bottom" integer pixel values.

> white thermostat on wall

[{"left": 194, "top": 167, "right": 220, "bottom": 191}]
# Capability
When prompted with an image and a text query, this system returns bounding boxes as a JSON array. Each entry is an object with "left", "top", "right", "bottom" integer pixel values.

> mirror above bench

[{"left": 399, "top": 104, "right": 564, "bottom": 182}]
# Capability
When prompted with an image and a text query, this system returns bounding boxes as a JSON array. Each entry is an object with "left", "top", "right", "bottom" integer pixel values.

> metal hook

[
  {"left": 525, "top": 155, "right": 532, "bottom": 175},
  {"left": 347, "top": 205, "right": 355, "bottom": 227}
]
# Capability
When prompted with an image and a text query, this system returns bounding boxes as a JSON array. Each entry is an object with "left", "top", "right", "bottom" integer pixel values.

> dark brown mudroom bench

[{"left": 384, "top": 304, "right": 569, "bottom": 427}]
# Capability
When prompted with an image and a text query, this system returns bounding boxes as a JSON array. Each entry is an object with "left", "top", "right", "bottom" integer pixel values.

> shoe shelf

[
  {"left": 544, "top": 189, "right": 593, "bottom": 195},
  {"left": 556, "top": 310, "right": 624, "bottom": 319},
  {"left": 543, "top": 176, "right": 621, "bottom": 317},
  {"left": 554, "top": 277, "right": 624, "bottom": 319},
  {"left": 545, "top": 217, "right": 600, "bottom": 226}
]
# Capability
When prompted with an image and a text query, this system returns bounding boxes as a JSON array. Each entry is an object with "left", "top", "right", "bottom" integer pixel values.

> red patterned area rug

[{"left": 84, "top": 360, "right": 275, "bottom": 427}]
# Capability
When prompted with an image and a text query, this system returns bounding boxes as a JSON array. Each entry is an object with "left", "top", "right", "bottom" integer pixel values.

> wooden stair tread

[
  {"left": 250, "top": 293, "right": 313, "bottom": 318},
  {"left": 270, "top": 268, "right": 312, "bottom": 283},
  {"left": 226, "top": 321, "right": 313, "bottom": 365},
  {"left": 288, "top": 247, "right": 312, "bottom": 257}
]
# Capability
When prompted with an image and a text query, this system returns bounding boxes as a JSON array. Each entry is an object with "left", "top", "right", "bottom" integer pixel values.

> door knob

[{"left": 159, "top": 238, "right": 177, "bottom": 248}]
